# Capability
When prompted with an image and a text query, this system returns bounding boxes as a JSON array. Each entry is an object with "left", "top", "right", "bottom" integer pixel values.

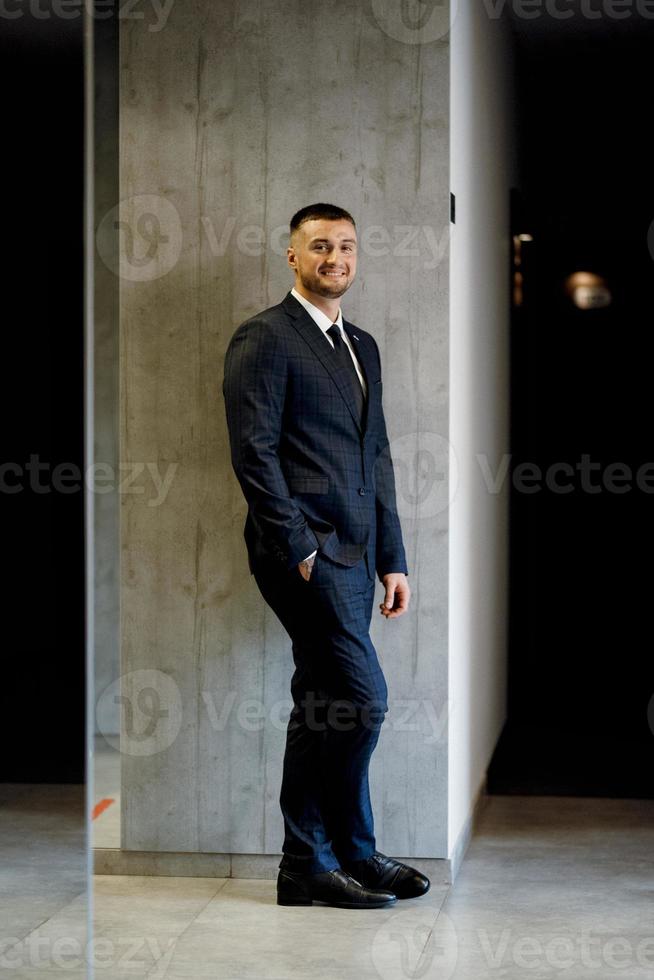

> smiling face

[{"left": 287, "top": 217, "right": 358, "bottom": 301}]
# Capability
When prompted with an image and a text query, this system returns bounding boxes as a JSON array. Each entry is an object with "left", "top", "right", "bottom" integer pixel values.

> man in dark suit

[{"left": 223, "top": 203, "right": 429, "bottom": 908}]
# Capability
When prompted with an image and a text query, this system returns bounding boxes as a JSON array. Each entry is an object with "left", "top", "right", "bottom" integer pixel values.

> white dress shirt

[
  {"left": 290, "top": 287, "right": 367, "bottom": 563},
  {"left": 290, "top": 287, "right": 367, "bottom": 395}
]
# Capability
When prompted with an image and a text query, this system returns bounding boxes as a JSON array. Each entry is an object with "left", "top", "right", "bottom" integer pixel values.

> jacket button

[{"left": 358, "top": 487, "right": 366, "bottom": 495}]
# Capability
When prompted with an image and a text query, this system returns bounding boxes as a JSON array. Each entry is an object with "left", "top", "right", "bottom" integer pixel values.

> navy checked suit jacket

[{"left": 222, "top": 290, "right": 408, "bottom": 583}]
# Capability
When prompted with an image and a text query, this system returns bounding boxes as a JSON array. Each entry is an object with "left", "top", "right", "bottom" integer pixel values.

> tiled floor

[
  {"left": 0, "top": 783, "right": 87, "bottom": 979},
  {"left": 6, "top": 789, "right": 654, "bottom": 978},
  {"left": 91, "top": 795, "right": 653, "bottom": 980},
  {"left": 414, "top": 795, "right": 654, "bottom": 979}
]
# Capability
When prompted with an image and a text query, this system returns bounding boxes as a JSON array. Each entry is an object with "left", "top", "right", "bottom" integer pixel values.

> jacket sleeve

[
  {"left": 371, "top": 339, "right": 409, "bottom": 581},
  {"left": 222, "top": 319, "right": 319, "bottom": 569}
]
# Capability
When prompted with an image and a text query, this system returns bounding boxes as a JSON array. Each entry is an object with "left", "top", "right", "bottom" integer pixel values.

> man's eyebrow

[{"left": 308, "top": 237, "right": 357, "bottom": 245}]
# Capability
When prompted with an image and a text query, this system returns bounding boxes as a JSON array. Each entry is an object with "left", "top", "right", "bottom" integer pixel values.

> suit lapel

[{"left": 283, "top": 291, "right": 371, "bottom": 435}]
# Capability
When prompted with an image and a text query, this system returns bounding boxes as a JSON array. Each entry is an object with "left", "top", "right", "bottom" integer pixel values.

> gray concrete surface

[
  {"left": 0, "top": 784, "right": 87, "bottom": 978},
  {"left": 119, "top": 0, "right": 450, "bottom": 862},
  {"left": 92, "top": 796, "right": 654, "bottom": 979},
  {"left": 94, "top": 13, "right": 121, "bottom": 738}
]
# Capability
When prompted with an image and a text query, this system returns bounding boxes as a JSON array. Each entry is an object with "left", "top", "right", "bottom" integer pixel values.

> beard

[{"left": 299, "top": 268, "right": 353, "bottom": 299}]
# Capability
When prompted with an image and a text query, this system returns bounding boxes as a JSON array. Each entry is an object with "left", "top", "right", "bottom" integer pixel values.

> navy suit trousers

[{"left": 253, "top": 547, "right": 389, "bottom": 874}]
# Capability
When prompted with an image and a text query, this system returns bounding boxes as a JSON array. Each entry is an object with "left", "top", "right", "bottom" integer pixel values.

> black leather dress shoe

[
  {"left": 276, "top": 867, "right": 398, "bottom": 908},
  {"left": 341, "top": 851, "right": 430, "bottom": 899}
]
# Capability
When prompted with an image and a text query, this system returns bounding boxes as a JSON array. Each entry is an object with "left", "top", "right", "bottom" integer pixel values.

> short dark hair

[{"left": 290, "top": 203, "right": 356, "bottom": 235}]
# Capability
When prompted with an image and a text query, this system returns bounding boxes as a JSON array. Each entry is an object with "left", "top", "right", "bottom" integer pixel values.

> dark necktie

[{"left": 327, "top": 323, "right": 365, "bottom": 425}]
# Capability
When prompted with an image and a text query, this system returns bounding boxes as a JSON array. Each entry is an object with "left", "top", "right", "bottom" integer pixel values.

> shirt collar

[{"left": 291, "top": 287, "right": 344, "bottom": 335}]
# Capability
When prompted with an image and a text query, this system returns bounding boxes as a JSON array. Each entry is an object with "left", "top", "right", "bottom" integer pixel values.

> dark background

[
  {"left": 1, "top": 7, "right": 651, "bottom": 794},
  {"left": 489, "top": 20, "right": 654, "bottom": 797},
  {"left": 0, "top": 15, "right": 85, "bottom": 782}
]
